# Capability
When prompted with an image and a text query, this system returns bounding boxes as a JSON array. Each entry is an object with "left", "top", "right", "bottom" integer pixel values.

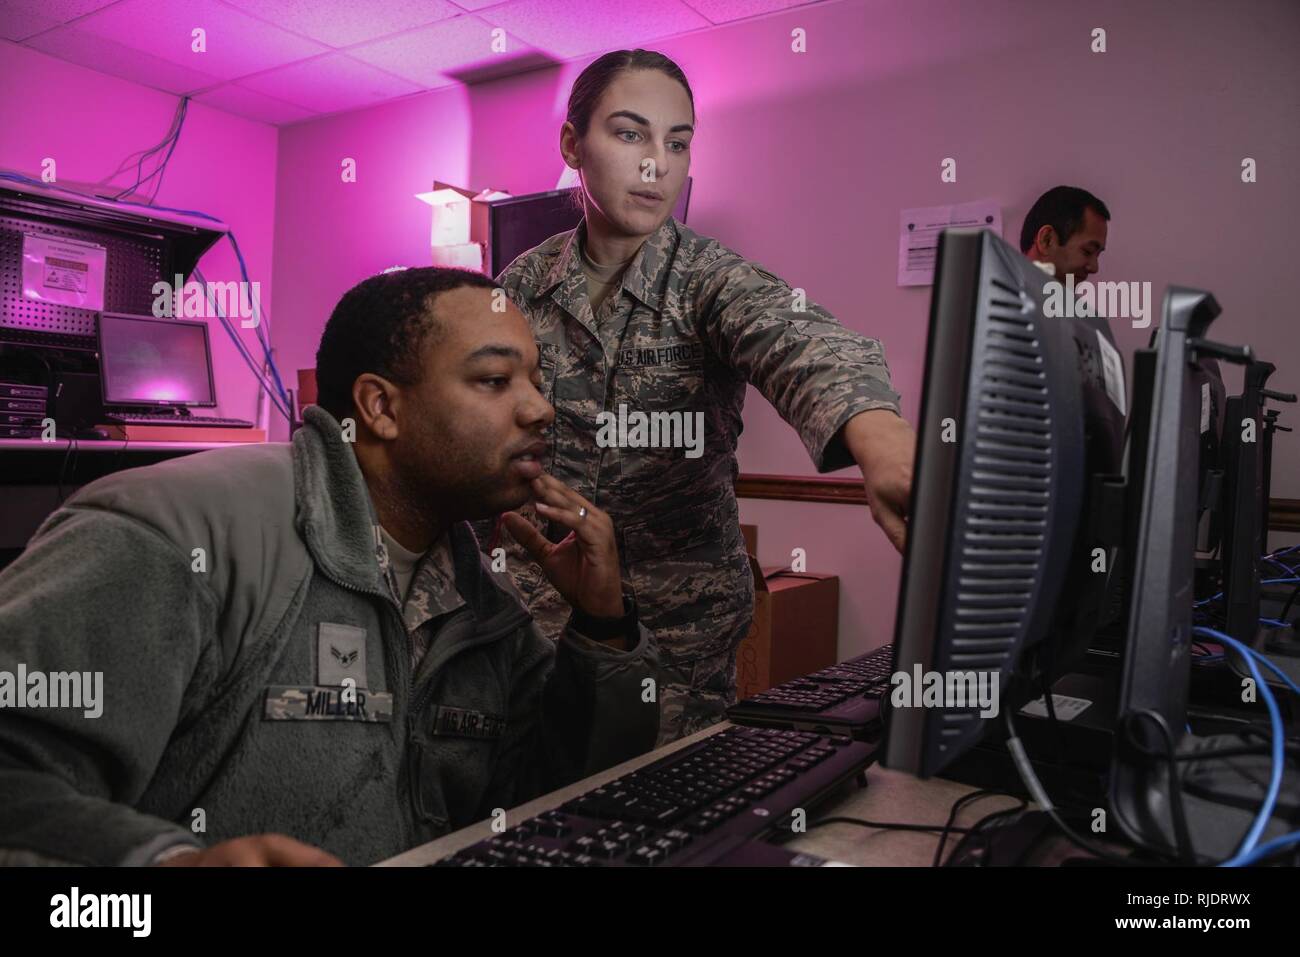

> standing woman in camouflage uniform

[{"left": 492, "top": 49, "right": 915, "bottom": 745}]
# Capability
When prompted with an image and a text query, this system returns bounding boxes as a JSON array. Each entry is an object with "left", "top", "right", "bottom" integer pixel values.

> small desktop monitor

[
  {"left": 98, "top": 312, "right": 216, "bottom": 408},
  {"left": 882, "top": 228, "right": 1124, "bottom": 779},
  {"left": 486, "top": 179, "right": 692, "bottom": 279}
]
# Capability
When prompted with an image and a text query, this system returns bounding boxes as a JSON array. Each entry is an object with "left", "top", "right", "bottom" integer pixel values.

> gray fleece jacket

[{"left": 0, "top": 406, "right": 659, "bottom": 866}]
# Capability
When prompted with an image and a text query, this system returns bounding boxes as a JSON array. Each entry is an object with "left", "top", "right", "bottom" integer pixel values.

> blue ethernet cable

[
  {"left": 1192, "top": 626, "right": 1285, "bottom": 866},
  {"left": 1226, "top": 828, "right": 1300, "bottom": 867}
]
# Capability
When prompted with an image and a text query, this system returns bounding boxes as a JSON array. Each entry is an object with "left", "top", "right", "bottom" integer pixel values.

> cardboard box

[
  {"left": 431, "top": 242, "right": 484, "bottom": 271},
  {"left": 735, "top": 555, "right": 839, "bottom": 698},
  {"left": 297, "top": 368, "right": 317, "bottom": 418},
  {"left": 416, "top": 181, "right": 510, "bottom": 270}
]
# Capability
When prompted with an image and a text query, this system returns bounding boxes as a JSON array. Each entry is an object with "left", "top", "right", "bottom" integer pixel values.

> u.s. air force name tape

[
  {"left": 430, "top": 705, "right": 505, "bottom": 740},
  {"left": 263, "top": 685, "right": 393, "bottom": 722}
]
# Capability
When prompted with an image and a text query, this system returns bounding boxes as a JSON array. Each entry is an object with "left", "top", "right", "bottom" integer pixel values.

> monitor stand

[{"left": 1118, "top": 731, "right": 1300, "bottom": 863}]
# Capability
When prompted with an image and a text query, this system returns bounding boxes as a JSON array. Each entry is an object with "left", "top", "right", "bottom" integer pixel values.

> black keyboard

[
  {"left": 726, "top": 645, "right": 894, "bottom": 736},
  {"left": 103, "top": 412, "right": 255, "bottom": 428},
  {"left": 433, "top": 726, "right": 874, "bottom": 867},
  {"left": 749, "top": 645, "right": 894, "bottom": 709},
  {"left": 0, "top": 328, "right": 97, "bottom": 351}
]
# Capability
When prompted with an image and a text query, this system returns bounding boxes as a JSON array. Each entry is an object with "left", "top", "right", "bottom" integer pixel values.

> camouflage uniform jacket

[
  {"left": 0, "top": 405, "right": 658, "bottom": 866},
  {"left": 492, "top": 215, "right": 900, "bottom": 740}
]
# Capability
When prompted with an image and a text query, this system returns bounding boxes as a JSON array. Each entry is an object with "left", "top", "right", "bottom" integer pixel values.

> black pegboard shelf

[{"left": 0, "top": 181, "right": 225, "bottom": 348}]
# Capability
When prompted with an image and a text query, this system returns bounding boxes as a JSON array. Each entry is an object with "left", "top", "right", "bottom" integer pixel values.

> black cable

[
  {"left": 109, "top": 117, "right": 182, "bottom": 198},
  {"left": 114, "top": 102, "right": 184, "bottom": 198},
  {"left": 112, "top": 98, "right": 187, "bottom": 200},
  {"left": 1121, "top": 723, "right": 1300, "bottom": 763},
  {"left": 803, "top": 815, "right": 976, "bottom": 836},
  {"left": 1172, "top": 743, "right": 1300, "bottom": 761},
  {"left": 1130, "top": 710, "right": 1197, "bottom": 864},
  {"left": 97, "top": 102, "right": 184, "bottom": 187},
  {"left": 1041, "top": 671, "right": 1069, "bottom": 770},
  {"left": 142, "top": 98, "right": 189, "bottom": 202},
  {"left": 1279, "top": 580, "right": 1300, "bottom": 625},
  {"left": 54, "top": 435, "right": 77, "bottom": 507},
  {"left": 1114, "top": 718, "right": 1300, "bottom": 865},
  {"left": 948, "top": 804, "right": 1041, "bottom": 865},
  {"left": 1003, "top": 708, "right": 1145, "bottom": 864},
  {"left": 932, "top": 789, "right": 1025, "bottom": 867}
]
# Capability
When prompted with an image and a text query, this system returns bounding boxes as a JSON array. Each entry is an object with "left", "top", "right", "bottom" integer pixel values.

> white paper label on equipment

[
  {"left": 1095, "top": 329, "right": 1126, "bottom": 416},
  {"left": 21, "top": 234, "right": 107, "bottom": 312},
  {"left": 1200, "top": 381, "right": 1211, "bottom": 434},
  {"left": 1020, "top": 693, "right": 1092, "bottom": 722}
]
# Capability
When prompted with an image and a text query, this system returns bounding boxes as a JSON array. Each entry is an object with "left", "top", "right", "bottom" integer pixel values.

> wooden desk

[{"left": 378, "top": 722, "right": 1024, "bottom": 867}]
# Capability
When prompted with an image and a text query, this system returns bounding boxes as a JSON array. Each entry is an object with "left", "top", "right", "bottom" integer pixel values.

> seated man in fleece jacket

[{"left": 0, "top": 266, "right": 659, "bottom": 866}]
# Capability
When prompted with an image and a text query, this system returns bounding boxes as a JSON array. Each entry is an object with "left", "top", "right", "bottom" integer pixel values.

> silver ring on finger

[{"left": 577, "top": 506, "right": 588, "bottom": 520}]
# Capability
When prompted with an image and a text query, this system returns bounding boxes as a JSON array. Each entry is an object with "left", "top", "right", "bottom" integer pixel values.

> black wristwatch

[{"left": 572, "top": 595, "right": 639, "bottom": 645}]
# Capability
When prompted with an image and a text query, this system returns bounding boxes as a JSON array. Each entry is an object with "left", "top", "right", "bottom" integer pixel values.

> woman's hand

[
  {"left": 842, "top": 409, "right": 915, "bottom": 553},
  {"left": 501, "top": 475, "right": 624, "bottom": 619}
]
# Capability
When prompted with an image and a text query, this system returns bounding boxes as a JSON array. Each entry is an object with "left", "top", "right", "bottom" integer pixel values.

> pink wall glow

[{"left": 269, "top": 84, "right": 472, "bottom": 399}]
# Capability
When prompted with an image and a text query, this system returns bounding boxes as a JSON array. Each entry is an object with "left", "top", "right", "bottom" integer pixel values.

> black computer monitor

[
  {"left": 1259, "top": 386, "right": 1296, "bottom": 546},
  {"left": 1190, "top": 356, "right": 1227, "bottom": 553},
  {"left": 882, "top": 228, "right": 1124, "bottom": 779},
  {"left": 1220, "top": 360, "right": 1276, "bottom": 642},
  {"left": 485, "top": 179, "right": 692, "bottom": 278},
  {"left": 98, "top": 312, "right": 216, "bottom": 408},
  {"left": 1108, "top": 289, "right": 1300, "bottom": 863}
]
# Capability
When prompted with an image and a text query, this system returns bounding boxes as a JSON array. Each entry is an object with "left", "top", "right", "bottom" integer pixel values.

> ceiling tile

[
  {"left": 194, "top": 82, "right": 318, "bottom": 124},
  {"left": 479, "top": 0, "right": 710, "bottom": 59},
  {"left": 237, "top": 52, "right": 423, "bottom": 112},
  {"left": 0, "top": 0, "right": 118, "bottom": 42},
  {"left": 25, "top": 26, "right": 224, "bottom": 94},
  {"left": 11, "top": 0, "right": 837, "bottom": 122},
  {"left": 346, "top": 15, "right": 528, "bottom": 87},
  {"left": 684, "top": 0, "right": 818, "bottom": 24},
  {"left": 219, "top": 0, "right": 462, "bottom": 48},
  {"left": 62, "top": 0, "right": 330, "bottom": 81}
]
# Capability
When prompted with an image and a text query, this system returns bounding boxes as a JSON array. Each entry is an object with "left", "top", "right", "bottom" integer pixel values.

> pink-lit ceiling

[{"left": 1, "top": 0, "right": 826, "bottom": 126}]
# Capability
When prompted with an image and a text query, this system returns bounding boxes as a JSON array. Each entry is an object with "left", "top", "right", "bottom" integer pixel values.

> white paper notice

[
  {"left": 898, "top": 200, "right": 1002, "bottom": 287},
  {"left": 22, "top": 234, "right": 107, "bottom": 311},
  {"left": 1095, "top": 329, "right": 1127, "bottom": 417}
]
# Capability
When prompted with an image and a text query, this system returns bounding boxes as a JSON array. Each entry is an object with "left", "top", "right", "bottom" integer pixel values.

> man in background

[{"left": 1020, "top": 185, "right": 1111, "bottom": 283}]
